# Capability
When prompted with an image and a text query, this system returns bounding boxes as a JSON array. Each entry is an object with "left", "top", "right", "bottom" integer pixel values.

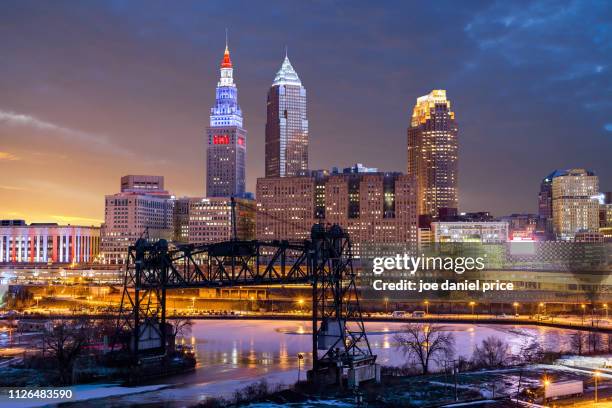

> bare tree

[
  {"left": 515, "top": 337, "right": 544, "bottom": 365},
  {"left": 587, "top": 331, "right": 602, "bottom": 353},
  {"left": 169, "top": 318, "right": 193, "bottom": 338},
  {"left": 42, "top": 319, "right": 92, "bottom": 384},
  {"left": 570, "top": 331, "right": 585, "bottom": 355},
  {"left": 471, "top": 336, "right": 510, "bottom": 368},
  {"left": 394, "top": 323, "right": 455, "bottom": 374}
]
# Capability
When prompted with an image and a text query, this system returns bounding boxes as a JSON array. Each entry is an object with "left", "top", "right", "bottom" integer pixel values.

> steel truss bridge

[{"left": 114, "top": 224, "right": 376, "bottom": 378}]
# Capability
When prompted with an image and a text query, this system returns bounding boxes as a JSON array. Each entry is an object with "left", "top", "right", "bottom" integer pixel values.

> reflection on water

[{"left": 63, "top": 319, "right": 572, "bottom": 408}]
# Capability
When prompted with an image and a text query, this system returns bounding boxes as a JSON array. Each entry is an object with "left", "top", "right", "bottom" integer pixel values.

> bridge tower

[{"left": 113, "top": 224, "right": 377, "bottom": 385}]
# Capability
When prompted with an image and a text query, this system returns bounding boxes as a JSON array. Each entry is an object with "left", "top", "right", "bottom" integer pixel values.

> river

[{"left": 57, "top": 319, "right": 570, "bottom": 408}]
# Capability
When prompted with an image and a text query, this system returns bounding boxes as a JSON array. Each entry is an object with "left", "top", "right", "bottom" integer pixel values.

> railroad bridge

[{"left": 114, "top": 223, "right": 377, "bottom": 384}]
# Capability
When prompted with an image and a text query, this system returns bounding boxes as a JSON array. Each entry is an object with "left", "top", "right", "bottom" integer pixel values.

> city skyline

[{"left": 1, "top": 1, "right": 611, "bottom": 224}]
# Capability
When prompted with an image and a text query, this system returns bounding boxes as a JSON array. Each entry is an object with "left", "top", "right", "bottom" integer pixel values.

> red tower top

[{"left": 221, "top": 45, "right": 232, "bottom": 68}]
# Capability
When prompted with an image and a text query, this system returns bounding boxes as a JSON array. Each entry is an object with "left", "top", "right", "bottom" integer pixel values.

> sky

[{"left": 0, "top": 0, "right": 611, "bottom": 225}]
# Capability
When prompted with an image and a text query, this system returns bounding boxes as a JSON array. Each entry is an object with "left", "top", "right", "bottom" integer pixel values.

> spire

[
  {"left": 272, "top": 51, "right": 302, "bottom": 86},
  {"left": 221, "top": 30, "right": 232, "bottom": 68}
]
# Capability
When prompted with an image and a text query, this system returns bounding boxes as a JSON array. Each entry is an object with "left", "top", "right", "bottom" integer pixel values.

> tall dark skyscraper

[
  {"left": 407, "top": 90, "right": 458, "bottom": 220},
  {"left": 265, "top": 54, "right": 308, "bottom": 178},
  {"left": 206, "top": 42, "right": 247, "bottom": 197}
]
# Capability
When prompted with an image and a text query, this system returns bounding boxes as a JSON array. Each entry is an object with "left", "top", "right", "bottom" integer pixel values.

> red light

[
  {"left": 213, "top": 134, "right": 230, "bottom": 145},
  {"left": 237, "top": 137, "right": 245, "bottom": 146}
]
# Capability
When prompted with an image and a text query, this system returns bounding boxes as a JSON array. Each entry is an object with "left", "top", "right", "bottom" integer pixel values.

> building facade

[
  {"left": 265, "top": 54, "right": 308, "bottom": 178},
  {"left": 0, "top": 221, "right": 100, "bottom": 264},
  {"left": 101, "top": 175, "right": 174, "bottom": 264},
  {"left": 188, "top": 197, "right": 255, "bottom": 244},
  {"left": 552, "top": 168, "right": 599, "bottom": 240},
  {"left": 538, "top": 170, "right": 567, "bottom": 235},
  {"left": 206, "top": 43, "right": 247, "bottom": 197},
  {"left": 407, "top": 89, "right": 458, "bottom": 221},
  {"left": 431, "top": 221, "right": 509, "bottom": 243},
  {"left": 256, "top": 171, "right": 418, "bottom": 256}
]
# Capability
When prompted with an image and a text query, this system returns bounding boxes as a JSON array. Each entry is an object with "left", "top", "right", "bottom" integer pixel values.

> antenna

[
  {"left": 285, "top": 45, "right": 288, "bottom": 59},
  {"left": 225, "top": 28, "right": 229, "bottom": 48}
]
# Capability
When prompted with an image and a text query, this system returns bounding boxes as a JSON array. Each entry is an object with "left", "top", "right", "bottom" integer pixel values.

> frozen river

[{"left": 54, "top": 319, "right": 571, "bottom": 408}]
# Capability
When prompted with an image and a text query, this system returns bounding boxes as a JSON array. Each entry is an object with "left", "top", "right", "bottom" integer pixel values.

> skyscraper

[
  {"left": 407, "top": 90, "right": 458, "bottom": 221},
  {"left": 551, "top": 168, "right": 599, "bottom": 240},
  {"left": 265, "top": 53, "right": 308, "bottom": 178},
  {"left": 206, "top": 41, "right": 247, "bottom": 197}
]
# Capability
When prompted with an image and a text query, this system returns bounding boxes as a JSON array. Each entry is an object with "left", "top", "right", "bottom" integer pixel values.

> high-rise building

[
  {"left": 101, "top": 175, "right": 174, "bottom": 264},
  {"left": 0, "top": 221, "right": 100, "bottom": 264},
  {"left": 407, "top": 90, "right": 458, "bottom": 221},
  {"left": 551, "top": 168, "right": 599, "bottom": 240},
  {"left": 256, "top": 171, "right": 418, "bottom": 256},
  {"left": 206, "top": 42, "right": 247, "bottom": 197},
  {"left": 265, "top": 53, "right": 308, "bottom": 178}
]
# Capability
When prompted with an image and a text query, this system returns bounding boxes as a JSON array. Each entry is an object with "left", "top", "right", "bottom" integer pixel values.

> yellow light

[
  {"left": 594, "top": 371, "right": 601, "bottom": 378},
  {"left": 513, "top": 302, "right": 519, "bottom": 307},
  {"left": 544, "top": 379, "right": 550, "bottom": 386},
  {"left": 424, "top": 300, "right": 429, "bottom": 305},
  {"left": 469, "top": 301, "right": 476, "bottom": 306},
  {"left": 539, "top": 302, "right": 544, "bottom": 307},
  {"left": 581, "top": 304, "right": 586, "bottom": 309},
  {"left": 298, "top": 299, "right": 304, "bottom": 305}
]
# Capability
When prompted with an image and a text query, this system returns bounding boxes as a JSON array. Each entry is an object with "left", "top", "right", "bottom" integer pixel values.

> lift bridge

[{"left": 114, "top": 223, "right": 378, "bottom": 384}]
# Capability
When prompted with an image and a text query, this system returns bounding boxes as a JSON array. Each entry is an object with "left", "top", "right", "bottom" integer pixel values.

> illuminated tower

[
  {"left": 407, "top": 90, "right": 458, "bottom": 220},
  {"left": 265, "top": 52, "right": 308, "bottom": 178},
  {"left": 206, "top": 40, "right": 247, "bottom": 197}
]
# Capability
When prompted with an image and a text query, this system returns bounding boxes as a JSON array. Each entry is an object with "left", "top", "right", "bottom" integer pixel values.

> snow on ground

[{"left": 0, "top": 383, "right": 170, "bottom": 408}]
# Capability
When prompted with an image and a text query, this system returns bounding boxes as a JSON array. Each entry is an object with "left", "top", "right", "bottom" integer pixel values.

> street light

[
  {"left": 603, "top": 304, "right": 608, "bottom": 320},
  {"left": 469, "top": 301, "right": 476, "bottom": 316},
  {"left": 384, "top": 297, "right": 389, "bottom": 314},
  {"left": 543, "top": 377, "right": 550, "bottom": 403},
  {"left": 581, "top": 304, "right": 586, "bottom": 324},
  {"left": 297, "top": 298, "right": 304, "bottom": 313},
  {"left": 424, "top": 300, "right": 430, "bottom": 315},
  {"left": 513, "top": 302, "right": 520, "bottom": 317},
  {"left": 594, "top": 371, "right": 601, "bottom": 403},
  {"left": 191, "top": 297, "right": 196, "bottom": 310},
  {"left": 34, "top": 296, "right": 42, "bottom": 308}
]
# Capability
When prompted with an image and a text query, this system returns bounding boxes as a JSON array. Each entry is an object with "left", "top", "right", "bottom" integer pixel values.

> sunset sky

[{"left": 1, "top": 1, "right": 611, "bottom": 225}]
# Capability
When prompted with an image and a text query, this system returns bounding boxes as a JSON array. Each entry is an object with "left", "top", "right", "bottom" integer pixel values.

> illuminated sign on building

[
  {"left": 238, "top": 136, "right": 245, "bottom": 146},
  {"left": 213, "top": 134, "right": 230, "bottom": 145}
]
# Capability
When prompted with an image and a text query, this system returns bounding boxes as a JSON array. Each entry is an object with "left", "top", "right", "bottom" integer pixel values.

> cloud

[
  {"left": 0, "top": 184, "right": 27, "bottom": 191},
  {"left": 0, "top": 109, "right": 129, "bottom": 156},
  {"left": 0, "top": 151, "right": 19, "bottom": 161}
]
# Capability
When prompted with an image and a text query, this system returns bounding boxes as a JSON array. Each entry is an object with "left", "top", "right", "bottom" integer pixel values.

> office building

[
  {"left": 101, "top": 175, "right": 174, "bottom": 264},
  {"left": 188, "top": 197, "right": 255, "bottom": 244},
  {"left": 431, "top": 221, "right": 509, "bottom": 243},
  {"left": 206, "top": 42, "right": 247, "bottom": 197},
  {"left": 551, "top": 168, "right": 599, "bottom": 240},
  {"left": 0, "top": 221, "right": 100, "bottom": 264},
  {"left": 256, "top": 171, "right": 418, "bottom": 256},
  {"left": 407, "top": 89, "right": 458, "bottom": 221},
  {"left": 265, "top": 53, "right": 308, "bottom": 178}
]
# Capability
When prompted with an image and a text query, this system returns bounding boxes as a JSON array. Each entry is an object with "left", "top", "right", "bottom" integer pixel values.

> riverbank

[{"left": 8, "top": 312, "right": 611, "bottom": 333}]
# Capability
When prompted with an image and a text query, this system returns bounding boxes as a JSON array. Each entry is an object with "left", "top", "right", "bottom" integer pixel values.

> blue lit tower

[{"left": 206, "top": 41, "right": 247, "bottom": 197}]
